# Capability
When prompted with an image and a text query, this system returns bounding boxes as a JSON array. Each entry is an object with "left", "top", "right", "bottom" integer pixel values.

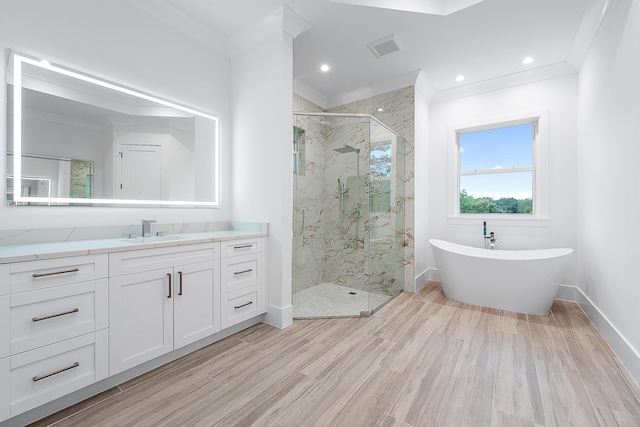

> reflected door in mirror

[{"left": 118, "top": 144, "right": 163, "bottom": 200}]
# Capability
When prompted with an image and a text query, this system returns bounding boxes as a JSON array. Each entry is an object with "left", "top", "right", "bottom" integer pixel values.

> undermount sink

[{"left": 120, "top": 234, "right": 187, "bottom": 244}]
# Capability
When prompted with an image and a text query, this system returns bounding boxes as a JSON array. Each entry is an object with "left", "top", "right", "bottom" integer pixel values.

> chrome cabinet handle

[
  {"left": 234, "top": 301, "right": 253, "bottom": 309},
  {"left": 234, "top": 269, "right": 253, "bottom": 275},
  {"left": 233, "top": 244, "right": 253, "bottom": 250},
  {"left": 178, "top": 271, "right": 183, "bottom": 296},
  {"left": 32, "top": 308, "right": 79, "bottom": 322},
  {"left": 32, "top": 268, "right": 80, "bottom": 278},
  {"left": 33, "top": 362, "right": 79, "bottom": 382},
  {"left": 167, "top": 273, "right": 172, "bottom": 298}
]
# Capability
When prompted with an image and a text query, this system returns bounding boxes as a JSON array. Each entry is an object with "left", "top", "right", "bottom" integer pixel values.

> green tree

[{"left": 460, "top": 189, "right": 532, "bottom": 214}]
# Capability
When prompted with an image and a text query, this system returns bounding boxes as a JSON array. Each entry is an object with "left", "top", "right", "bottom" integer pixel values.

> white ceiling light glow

[
  {"left": 522, "top": 56, "right": 535, "bottom": 64},
  {"left": 455, "top": 75, "right": 465, "bottom": 82},
  {"left": 320, "top": 64, "right": 330, "bottom": 72}
]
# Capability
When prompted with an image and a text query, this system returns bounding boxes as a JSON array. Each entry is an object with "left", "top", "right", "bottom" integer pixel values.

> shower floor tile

[{"left": 293, "top": 282, "right": 392, "bottom": 318}]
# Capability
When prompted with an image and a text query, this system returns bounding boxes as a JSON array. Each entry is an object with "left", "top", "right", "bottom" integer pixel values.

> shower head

[{"left": 333, "top": 145, "right": 361, "bottom": 154}]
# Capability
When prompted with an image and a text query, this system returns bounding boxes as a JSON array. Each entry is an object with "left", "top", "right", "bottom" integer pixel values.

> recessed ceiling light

[
  {"left": 377, "top": 107, "right": 384, "bottom": 112},
  {"left": 320, "top": 64, "right": 330, "bottom": 72},
  {"left": 455, "top": 75, "right": 465, "bottom": 82},
  {"left": 522, "top": 56, "right": 535, "bottom": 65}
]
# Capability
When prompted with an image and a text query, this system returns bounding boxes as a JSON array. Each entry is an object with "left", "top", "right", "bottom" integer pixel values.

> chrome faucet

[
  {"left": 484, "top": 230, "right": 497, "bottom": 250},
  {"left": 141, "top": 219, "right": 157, "bottom": 237}
]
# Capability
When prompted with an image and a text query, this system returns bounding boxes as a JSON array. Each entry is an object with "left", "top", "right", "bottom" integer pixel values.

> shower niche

[{"left": 292, "top": 113, "right": 406, "bottom": 318}]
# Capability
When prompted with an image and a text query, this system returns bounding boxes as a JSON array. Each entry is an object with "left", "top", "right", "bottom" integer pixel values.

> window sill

[{"left": 447, "top": 215, "right": 550, "bottom": 227}]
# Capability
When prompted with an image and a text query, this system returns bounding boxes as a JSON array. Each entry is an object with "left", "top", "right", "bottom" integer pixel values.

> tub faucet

[
  {"left": 141, "top": 219, "right": 157, "bottom": 237},
  {"left": 484, "top": 231, "right": 497, "bottom": 250}
]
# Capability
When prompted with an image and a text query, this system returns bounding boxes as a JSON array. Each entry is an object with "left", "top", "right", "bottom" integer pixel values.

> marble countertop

[{"left": 0, "top": 229, "right": 268, "bottom": 264}]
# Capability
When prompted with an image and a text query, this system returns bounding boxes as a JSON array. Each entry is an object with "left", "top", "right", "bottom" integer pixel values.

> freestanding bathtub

[{"left": 429, "top": 239, "right": 573, "bottom": 315}]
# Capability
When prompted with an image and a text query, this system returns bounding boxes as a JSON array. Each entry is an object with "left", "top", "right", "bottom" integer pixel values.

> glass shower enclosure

[{"left": 292, "top": 112, "right": 405, "bottom": 318}]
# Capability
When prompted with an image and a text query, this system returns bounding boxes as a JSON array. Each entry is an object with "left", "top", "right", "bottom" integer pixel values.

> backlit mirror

[{"left": 6, "top": 51, "right": 219, "bottom": 207}]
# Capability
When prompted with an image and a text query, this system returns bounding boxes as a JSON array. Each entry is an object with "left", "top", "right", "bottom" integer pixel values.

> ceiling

[{"left": 134, "top": 0, "right": 608, "bottom": 107}]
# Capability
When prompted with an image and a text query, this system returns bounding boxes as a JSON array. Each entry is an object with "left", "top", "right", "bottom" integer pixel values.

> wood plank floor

[{"left": 29, "top": 281, "right": 640, "bottom": 427}]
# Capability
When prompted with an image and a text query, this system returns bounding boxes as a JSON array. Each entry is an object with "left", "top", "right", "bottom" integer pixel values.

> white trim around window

[{"left": 447, "top": 109, "right": 550, "bottom": 227}]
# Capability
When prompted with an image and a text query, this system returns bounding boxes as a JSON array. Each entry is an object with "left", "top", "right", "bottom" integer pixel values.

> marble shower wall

[
  {"left": 292, "top": 113, "right": 327, "bottom": 293},
  {"left": 321, "top": 118, "right": 370, "bottom": 292}
]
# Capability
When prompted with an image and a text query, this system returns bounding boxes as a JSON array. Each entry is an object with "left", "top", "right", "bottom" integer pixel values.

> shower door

[{"left": 292, "top": 113, "right": 404, "bottom": 318}]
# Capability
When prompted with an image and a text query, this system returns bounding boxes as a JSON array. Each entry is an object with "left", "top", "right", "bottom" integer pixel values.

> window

[{"left": 457, "top": 121, "right": 536, "bottom": 214}]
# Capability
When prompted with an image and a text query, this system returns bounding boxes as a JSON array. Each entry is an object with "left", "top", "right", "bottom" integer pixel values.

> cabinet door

[
  {"left": 109, "top": 269, "right": 173, "bottom": 375},
  {"left": 173, "top": 261, "right": 220, "bottom": 349}
]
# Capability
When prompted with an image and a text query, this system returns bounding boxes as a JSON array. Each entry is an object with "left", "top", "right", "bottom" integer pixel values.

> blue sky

[{"left": 459, "top": 123, "right": 533, "bottom": 199}]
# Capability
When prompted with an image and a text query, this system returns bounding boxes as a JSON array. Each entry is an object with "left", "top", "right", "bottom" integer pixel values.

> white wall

[
  {"left": 414, "top": 78, "right": 431, "bottom": 289},
  {"left": 577, "top": 0, "right": 640, "bottom": 381},
  {"left": 426, "top": 76, "right": 579, "bottom": 284},
  {"left": 0, "top": 0, "right": 232, "bottom": 227},
  {"left": 229, "top": 7, "right": 294, "bottom": 328}
]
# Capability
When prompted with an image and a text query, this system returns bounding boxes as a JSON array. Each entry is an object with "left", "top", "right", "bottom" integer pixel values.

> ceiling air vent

[{"left": 367, "top": 34, "right": 402, "bottom": 58}]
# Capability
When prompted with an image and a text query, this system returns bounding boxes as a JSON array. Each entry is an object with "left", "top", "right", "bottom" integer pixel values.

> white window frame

[{"left": 447, "top": 110, "right": 550, "bottom": 227}]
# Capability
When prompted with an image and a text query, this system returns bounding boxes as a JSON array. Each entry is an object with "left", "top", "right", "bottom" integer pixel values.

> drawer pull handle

[
  {"left": 234, "top": 301, "right": 253, "bottom": 309},
  {"left": 233, "top": 244, "right": 253, "bottom": 250},
  {"left": 33, "top": 362, "right": 80, "bottom": 382},
  {"left": 178, "top": 271, "right": 183, "bottom": 296},
  {"left": 234, "top": 269, "right": 254, "bottom": 275},
  {"left": 32, "top": 268, "right": 80, "bottom": 278},
  {"left": 167, "top": 273, "right": 172, "bottom": 298},
  {"left": 32, "top": 308, "right": 79, "bottom": 322}
]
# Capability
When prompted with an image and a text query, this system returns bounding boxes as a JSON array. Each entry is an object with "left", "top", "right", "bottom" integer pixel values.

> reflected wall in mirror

[
  {"left": 6, "top": 153, "right": 93, "bottom": 205},
  {"left": 6, "top": 51, "right": 219, "bottom": 207}
]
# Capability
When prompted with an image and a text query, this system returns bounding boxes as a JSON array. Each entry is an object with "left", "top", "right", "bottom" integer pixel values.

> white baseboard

[
  {"left": 264, "top": 304, "right": 293, "bottom": 329},
  {"left": 560, "top": 285, "right": 640, "bottom": 389},
  {"left": 556, "top": 284, "right": 579, "bottom": 301},
  {"left": 414, "top": 268, "right": 440, "bottom": 291}
]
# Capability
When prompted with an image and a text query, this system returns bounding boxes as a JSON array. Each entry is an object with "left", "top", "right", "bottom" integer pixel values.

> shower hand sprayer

[
  {"left": 338, "top": 179, "right": 346, "bottom": 212},
  {"left": 338, "top": 179, "right": 346, "bottom": 229}
]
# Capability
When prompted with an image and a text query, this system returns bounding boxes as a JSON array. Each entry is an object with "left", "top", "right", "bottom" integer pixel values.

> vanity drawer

[
  {"left": 10, "top": 279, "right": 108, "bottom": 355},
  {"left": 220, "top": 238, "right": 262, "bottom": 258},
  {"left": 221, "top": 253, "right": 262, "bottom": 293},
  {"left": 109, "top": 243, "right": 215, "bottom": 276},
  {"left": 10, "top": 330, "right": 108, "bottom": 417},
  {"left": 10, "top": 255, "right": 108, "bottom": 293},
  {"left": 221, "top": 285, "right": 264, "bottom": 329}
]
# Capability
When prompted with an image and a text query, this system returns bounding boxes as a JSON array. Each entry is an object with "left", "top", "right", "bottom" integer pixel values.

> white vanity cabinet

[
  {"left": 1, "top": 255, "right": 109, "bottom": 419},
  {"left": 0, "top": 231, "right": 267, "bottom": 424},
  {"left": 108, "top": 243, "right": 221, "bottom": 375},
  {"left": 220, "top": 237, "right": 265, "bottom": 329}
]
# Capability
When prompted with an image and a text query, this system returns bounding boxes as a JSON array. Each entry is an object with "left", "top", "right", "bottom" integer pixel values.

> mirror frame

[{"left": 8, "top": 51, "right": 220, "bottom": 207}]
